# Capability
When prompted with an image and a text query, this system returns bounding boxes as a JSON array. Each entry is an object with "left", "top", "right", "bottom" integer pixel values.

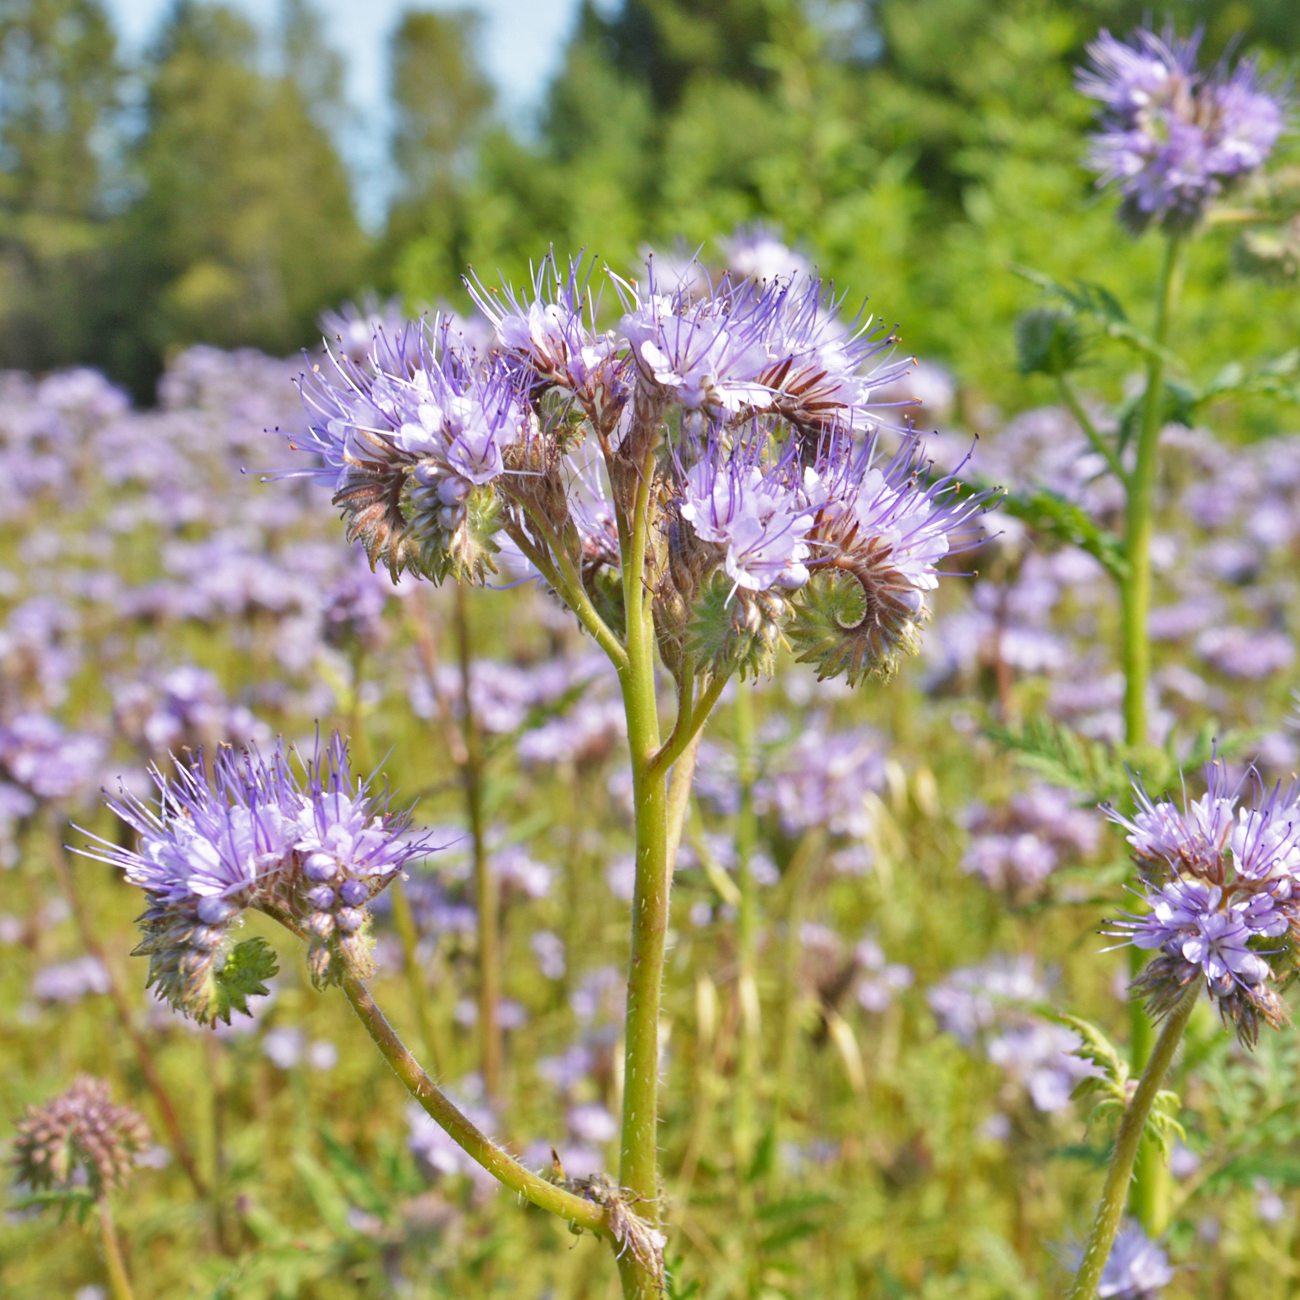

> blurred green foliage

[{"left": 2, "top": 0, "right": 1298, "bottom": 411}]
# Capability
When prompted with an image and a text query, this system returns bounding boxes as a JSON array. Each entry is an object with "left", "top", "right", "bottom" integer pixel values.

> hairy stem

[
  {"left": 617, "top": 444, "right": 671, "bottom": 1299},
  {"left": 665, "top": 732, "right": 703, "bottom": 876},
  {"left": 1121, "top": 232, "right": 1182, "bottom": 1229},
  {"left": 1068, "top": 982, "right": 1197, "bottom": 1300},
  {"left": 454, "top": 581, "right": 501, "bottom": 1099},
  {"left": 1057, "top": 375, "right": 1128, "bottom": 485},
  {"left": 342, "top": 976, "right": 607, "bottom": 1231},
  {"left": 511, "top": 513, "right": 628, "bottom": 671},
  {"left": 97, "top": 1198, "right": 136, "bottom": 1300},
  {"left": 1121, "top": 232, "right": 1181, "bottom": 752},
  {"left": 651, "top": 672, "right": 728, "bottom": 775},
  {"left": 732, "top": 682, "right": 761, "bottom": 1168},
  {"left": 48, "top": 822, "right": 208, "bottom": 1200}
]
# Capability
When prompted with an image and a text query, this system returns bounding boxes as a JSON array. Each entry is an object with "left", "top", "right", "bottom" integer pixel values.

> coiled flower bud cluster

[
  {"left": 79, "top": 734, "right": 432, "bottom": 1020},
  {"left": 1105, "top": 761, "right": 1300, "bottom": 1045},
  {"left": 10, "top": 1076, "right": 151, "bottom": 1200}
]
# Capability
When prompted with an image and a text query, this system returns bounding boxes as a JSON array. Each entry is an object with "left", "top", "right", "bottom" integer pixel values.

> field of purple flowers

[{"left": 6, "top": 23, "right": 1300, "bottom": 1300}]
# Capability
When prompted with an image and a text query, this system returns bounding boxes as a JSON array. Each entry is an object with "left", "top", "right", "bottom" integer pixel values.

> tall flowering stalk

[
  {"left": 1072, "top": 24, "right": 1288, "bottom": 753},
  {"left": 1012, "top": 27, "right": 1291, "bottom": 1230},
  {"left": 1070, "top": 760, "right": 1300, "bottom": 1298},
  {"left": 96, "top": 252, "right": 988, "bottom": 1296}
]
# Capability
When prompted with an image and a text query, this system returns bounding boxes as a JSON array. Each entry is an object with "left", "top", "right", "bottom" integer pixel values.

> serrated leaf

[
  {"left": 981, "top": 482, "right": 1128, "bottom": 581},
  {"left": 983, "top": 717, "right": 1131, "bottom": 801},
  {"left": 212, "top": 937, "right": 278, "bottom": 1025},
  {"left": 1044, "top": 1011, "right": 1128, "bottom": 1088},
  {"left": 1011, "top": 266, "right": 1185, "bottom": 371},
  {"left": 1147, "top": 1090, "right": 1187, "bottom": 1158}
]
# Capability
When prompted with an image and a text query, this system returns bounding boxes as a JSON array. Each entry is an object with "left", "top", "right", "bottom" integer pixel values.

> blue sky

[{"left": 102, "top": 0, "right": 586, "bottom": 226}]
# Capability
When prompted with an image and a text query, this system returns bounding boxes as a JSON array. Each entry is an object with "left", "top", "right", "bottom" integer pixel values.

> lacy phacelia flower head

[
  {"left": 468, "top": 254, "right": 624, "bottom": 415},
  {"left": 10, "top": 1076, "right": 151, "bottom": 1201},
  {"left": 80, "top": 734, "right": 431, "bottom": 1019},
  {"left": 292, "top": 316, "right": 524, "bottom": 580},
  {"left": 283, "top": 238, "right": 992, "bottom": 686},
  {"left": 618, "top": 266, "right": 910, "bottom": 433},
  {"left": 1078, "top": 27, "right": 1288, "bottom": 233},
  {"left": 678, "top": 438, "right": 814, "bottom": 593},
  {"left": 1104, "top": 761, "right": 1299, "bottom": 1044},
  {"left": 786, "top": 433, "right": 990, "bottom": 683}
]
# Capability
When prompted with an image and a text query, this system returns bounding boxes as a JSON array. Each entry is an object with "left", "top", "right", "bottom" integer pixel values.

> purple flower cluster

[
  {"left": 406, "top": 648, "right": 626, "bottom": 767},
  {"left": 929, "top": 957, "right": 1100, "bottom": 1112},
  {"left": 755, "top": 721, "right": 886, "bottom": 840},
  {"left": 0, "top": 714, "right": 106, "bottom": 804},
  {"left": 113, "top": 666, "right": 269, "bottom": 764},
  {"left": 287, "top": 247, "right": 991, "bottom": 686},
  {"left": 80, "top": 734, "right": 431, "bottom": 1019},
  {"left": 1079, "top": 27, "right": 1287, "bottom": 232},
  {"left": 961, "top": 784, "right": 1101, "bottom": 894},
  {"left": 1105, "top": 761, "right": 1300, "bottom": 1043}
]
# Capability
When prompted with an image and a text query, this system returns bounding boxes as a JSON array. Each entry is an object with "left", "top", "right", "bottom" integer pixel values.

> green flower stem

[
  {"left": 1121, "top": 232, "right": 1183, "bottom": 1230},
  {"left": 506, "top": 519, "right": 628, "bottom": 671},
  {"left": 732, "top": 681, "right": 761, "bottom": 1167},
  {"left": 1056, "top": 375, "right": 1128, "bottom": 485},
  {"left": 1067, "top": 982, "right": 1198, "bottom": 1300},
  {"left": 342, "top": 975, "right": 608, "bottom": 1233},
  {"left": 651, "top": 672, "right": 728, "bottom": 775},
  {"left": 97, "top": 1199, "right": 136, "bottom": 1300},
  {"left": 665, "top": 732, "right": 703, "bottom": 878},
  {"left": 1121, "top": 232, "right": 1182, "bottom": 751},
  {"left": 47, "top": 822, "right": 209, "bottom": 1201},
  {"left": 617, "top": 445, "right": 671, "bottom": 1300},
  {"left": 453, "top": 581, "right": 501, "bottom": 1100}
]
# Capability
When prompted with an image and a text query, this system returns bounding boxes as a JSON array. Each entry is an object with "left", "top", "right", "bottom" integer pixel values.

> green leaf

[
  {"left": 1177, "top": 349, "right": 1300, "bottom": 409},
  {"left": 1011, "top": 266, "right": 1185, "bottom": 371},
  {"left": 212, "top": 937, "right": 278, "bottom": 1025},
  {"left": 982, "top": 717, "right": 1132, "bottom": 801},
  {"left": 981, "top": 482, "right": 1128, "bottom": 582},
  {"left": 665, "top": 1258, "right": 702, "bottom": 1300},
  {"left": 291, "top": 1149, "right": 356, "bottom": 1239},
  {"left": 1044, "top": 1012, "right": 1127, "bottom": 1089},
  {"left": 747, "top": 1123, "right": 778, "bottom": 1185}
]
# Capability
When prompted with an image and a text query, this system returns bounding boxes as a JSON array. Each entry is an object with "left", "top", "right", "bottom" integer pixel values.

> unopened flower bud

[
  {"left": 438, "top": 476, "right": 472, "bottom": 506},
  {"left": 335, "top": 906, "right": 366, "bottom": 932},
  {"left": 11, "top": 1076, "right": 151, "bottom": 1200},
  {"left": 412, "top": 461, "right": 441, "bottom": 488},
  {"left": 308, "top": 911, "right": 336, "bottom": 938},
  {"left": 305, "top": 885, "right": 336, "bottom": 911},
  {"left": 305, "top": 853, "right": 337, "bottom": 883},
  {"left": 337, "top": 930, "right": 376, "bottom": 979},
  {"left": 438, "top": 505, "right": 464, "bottom": 530},
  {"left": 197, "top": 897, "right": 236, "bottom": 925},
  {"left": 336, "top": 879, "right": 368, "bottom": 906}
]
